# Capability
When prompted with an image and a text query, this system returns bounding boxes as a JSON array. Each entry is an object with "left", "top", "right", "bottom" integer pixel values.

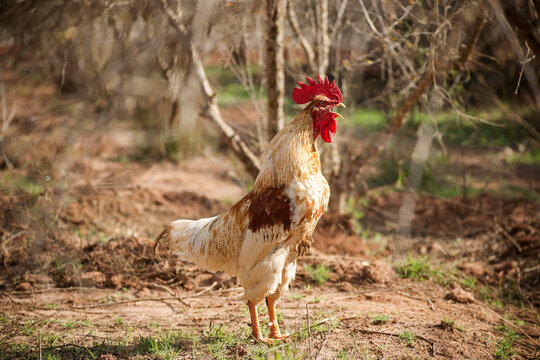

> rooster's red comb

[{"left": 292, "top": 75, "right": 343, "bottom": 105}]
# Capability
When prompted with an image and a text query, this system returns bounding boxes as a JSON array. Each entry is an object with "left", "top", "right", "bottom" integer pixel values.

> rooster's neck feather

[{"left": 253, "top": 107, "right": 319, "bottom": 191}]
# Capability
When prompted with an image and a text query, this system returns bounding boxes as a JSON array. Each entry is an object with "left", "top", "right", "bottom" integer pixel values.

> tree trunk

[
  {"left": 266, "top": 0, "right": 286, "bottom": 141},
  {"left": 315, "top": 0, "right": 329, "bottom": 75}
]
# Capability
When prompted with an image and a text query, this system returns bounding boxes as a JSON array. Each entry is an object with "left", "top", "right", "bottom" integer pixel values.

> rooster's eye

[{"left": 319, "top": 101, "right": 325, "bottom": 106}]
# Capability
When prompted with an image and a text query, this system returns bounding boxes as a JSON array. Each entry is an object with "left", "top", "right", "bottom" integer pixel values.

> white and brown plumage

[{"left": 154, "top": 76, "right": 344, "bottom": 343}]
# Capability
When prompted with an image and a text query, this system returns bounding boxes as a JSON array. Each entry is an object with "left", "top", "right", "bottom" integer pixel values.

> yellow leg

[
  {"left": 266, "top": 297, "right": 289, "bottom": 340},
  {"left": 248, "top": 300, "right": 272, "bottom": 344}
]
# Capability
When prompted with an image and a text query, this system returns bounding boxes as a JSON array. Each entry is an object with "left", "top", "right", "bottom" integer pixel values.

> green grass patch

[
  {"left": 217, "top": 83, "right": 252, "bottom": 107},
  {"left": 346, "top": 108, "right": 387, "bottom": 133},
  {"left": 504, "top": 148, "right": 540, "bottom": 165},
  {"left": 462, "top": 276, "right": 477, "bottom": 289},
  {"left": 396, "top": 256, "right": 435, "bottom": 281},
  {"left": 372, "top": 314, "right": 390, "bottom": 324},
  {"left": 396, "top": 256, "right": 458, "bottom": 285},
  {"left": 287, "top": 292, "right": 304, "bottom": 300},
  {"left": 398, "top": 331, "right": 416, "bottom": 346},
  {"left": 304, "top": 264, "right": 331, "bottom": 285},
  {"left": 136, "top": 335, "right": 179, "bottom": 359},
  {"left": 494, "top": 325, "right": 521, "bottom": 360}
]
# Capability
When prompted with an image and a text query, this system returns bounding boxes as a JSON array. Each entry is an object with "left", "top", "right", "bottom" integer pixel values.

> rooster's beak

[{"left": 332, "top": 102, "right": 345, "bottom": 119}]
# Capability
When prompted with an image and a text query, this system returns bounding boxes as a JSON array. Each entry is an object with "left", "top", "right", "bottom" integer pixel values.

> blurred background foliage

[{"left": 0, "top": 0, "right": 538, "bottom": 206}]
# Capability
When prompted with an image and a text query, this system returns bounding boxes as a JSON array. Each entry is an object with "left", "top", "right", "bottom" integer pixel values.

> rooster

[{"left": 154, "top": 76, "right": 344, "bottom": 343}]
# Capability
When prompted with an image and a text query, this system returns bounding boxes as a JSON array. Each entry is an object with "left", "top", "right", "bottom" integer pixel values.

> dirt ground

[{"left": 0, "top": 61, "right": 539, "bottom": 359}]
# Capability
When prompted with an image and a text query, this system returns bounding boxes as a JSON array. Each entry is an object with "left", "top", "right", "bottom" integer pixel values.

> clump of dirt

[
  {"left": 360, "top": 191, "right": 540, "bottom": 307},
  {"left": 362, "top": 192, "right": 539, "bottom": 239},
  {"left": 313, "top": 213, "right": 384, "bottom": 257}
]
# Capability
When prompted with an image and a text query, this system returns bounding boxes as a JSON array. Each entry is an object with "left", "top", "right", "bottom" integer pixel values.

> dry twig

[
  {"left": 355, "top": 328, "right": 435, "bottom": 355},
  {"left": 70, "top": 281, "right": 218, "bottom": 309},
  {"left": 306, "top": 303, "right": 313, "bottom": 360}
]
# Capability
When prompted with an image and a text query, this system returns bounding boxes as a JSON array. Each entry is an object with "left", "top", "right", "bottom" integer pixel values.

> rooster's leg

[
  {"left": 266, "top": 297, "right": 289, "bottom": 340},
  {"left": 248, "top": 300, "right": 272, "bottom": 344}
]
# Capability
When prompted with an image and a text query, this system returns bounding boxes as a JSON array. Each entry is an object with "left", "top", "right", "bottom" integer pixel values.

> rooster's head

[{"left": 292, "top": 75, "right": 344, "bottom": 143}]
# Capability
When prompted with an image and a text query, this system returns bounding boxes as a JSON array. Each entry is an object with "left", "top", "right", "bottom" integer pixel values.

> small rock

[
  {"left": 364, "top": 292, "right": 375, "bottom": 300},
  {"left": 446, "top": 284, "right": 475, "bottom": 304},
  {"left": 337, "top": 282, "right": 354, "bottom": 292},
  {"left": 77, "top": 271, "right": 106, "bottom": 287},
  {"left": 15, "top": 282, "right": 31, "bottom": 291},
  {"left": 360, "top": 260, "right": 395, "bottom": 284},
  {"left": 108, "top": 274, "right": 123, "bottom": 289},
  {"left": 459, "top": 262, "right": 487, "bottom": 277}
]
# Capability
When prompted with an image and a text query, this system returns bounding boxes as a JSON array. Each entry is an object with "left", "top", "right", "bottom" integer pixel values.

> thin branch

[
  {"left": 392, "top": 290, "right": 435, "bottom": 310},
  {"left": 287, "top": 1, "right": 316, "bottom": 72},
  {"left": 157, "top": 0, "right": 260, "bottom": 178},
  {"left": 386, "top": 2, "right": 416, "bottom": 34},
  {"left": 306, "top": 303, "right": 313, "bottom": 360},
  {"left": 70, "top": 282, "right": 219, "bottom": 309},
  {"left": 358, "top": 0, "right": 382, "bottom": 37},
  {"left": 330, "top": 0, "right": 349, "bottom": 42},
  {"left": 348, "top": 9, "right": 486, "bottom": 182},
  {"left": 355, "top": 328, "right": 435, "bottom": 355}
]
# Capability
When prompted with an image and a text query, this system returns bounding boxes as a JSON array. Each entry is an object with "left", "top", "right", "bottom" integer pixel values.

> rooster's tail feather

[
  {"left": 154, "top": 216, "right": 218, "bottom": 269},
  {"left": 153, "top": 225, "right": 171, "bottom": 260}
]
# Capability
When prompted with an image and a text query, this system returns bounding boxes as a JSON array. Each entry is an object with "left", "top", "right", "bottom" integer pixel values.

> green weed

[
  {"left": 372, "top": 314, "right": 390, "bottom": 324},
  {"left": 396, "top": 256, "right": 434, "bottom": 281},
  {"left": 462, "top": 276, "right": 477, "bottom": 289},
  {"left": 114, "top": 317, "right": 126, "bottom": 325},
  {"left": 304, "top": 264, "right": 331, "bottom": 285},
  {"left": 398, "top": 331, "right": 416, "bottom": 346},
  {"left": 136, "top": 335, "right": 179, "bottom": 359},
  {"left": 440, "top": 318, "right": 455, "bottom": 330},
  {"left": 44, "top": 354, "right": 62, "bottom": 360},
  {"left": 147, "top": 321, "right": 161, "bottom": 331},
  {"left": 288, "top": 292, "right": 304, "bottom": 300},
  {"left": 494, "top": 325, "right": 520, "bottom": 360}
]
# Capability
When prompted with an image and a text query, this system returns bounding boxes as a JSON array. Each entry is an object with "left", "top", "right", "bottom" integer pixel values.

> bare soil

[{"left": 0, "top": 60, "right": 539, "bottom": 359}]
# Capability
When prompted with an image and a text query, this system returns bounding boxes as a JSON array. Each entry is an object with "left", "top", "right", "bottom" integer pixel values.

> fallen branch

[
  {"left": 497, "top": 224, "right": 523, "bottom": 253},
  {"left": 70, "top": 282, "right": 219, "bottom": 309},
  {"left": 341, "top": 287, "right": 435, "bottom": 310},
  {"left": 355, "top": 328, "right": 435, "bottom": 355},
  {"left": 391, "top": 290, "right": 435, "bottom": 311}
]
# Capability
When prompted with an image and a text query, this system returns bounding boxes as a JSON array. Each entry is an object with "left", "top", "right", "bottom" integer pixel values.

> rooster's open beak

[{"left": 332, "top": 102, "right": 345, "bottom": 119}]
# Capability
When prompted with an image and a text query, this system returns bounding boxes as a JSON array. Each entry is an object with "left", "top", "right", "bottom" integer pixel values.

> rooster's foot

[
  {"left": 269, "top": 332, "right": 290, "bottom": 341},
  {"left": 251, "top": 334, "right": 275, "bottom": 344}
]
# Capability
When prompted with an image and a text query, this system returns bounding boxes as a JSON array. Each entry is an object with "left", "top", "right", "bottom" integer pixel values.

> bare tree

[
  {"left": 266, "top": 0, "right": 287, "bottom": 140},
  {"left": 0, "top": 75, "right": 16, "bottom": 170},
  {"left": 327, "top": 3, "right": 486, "bottom": 212},
  {"left": 158, "top": 0, "right": 260, "bottom": 177}
]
